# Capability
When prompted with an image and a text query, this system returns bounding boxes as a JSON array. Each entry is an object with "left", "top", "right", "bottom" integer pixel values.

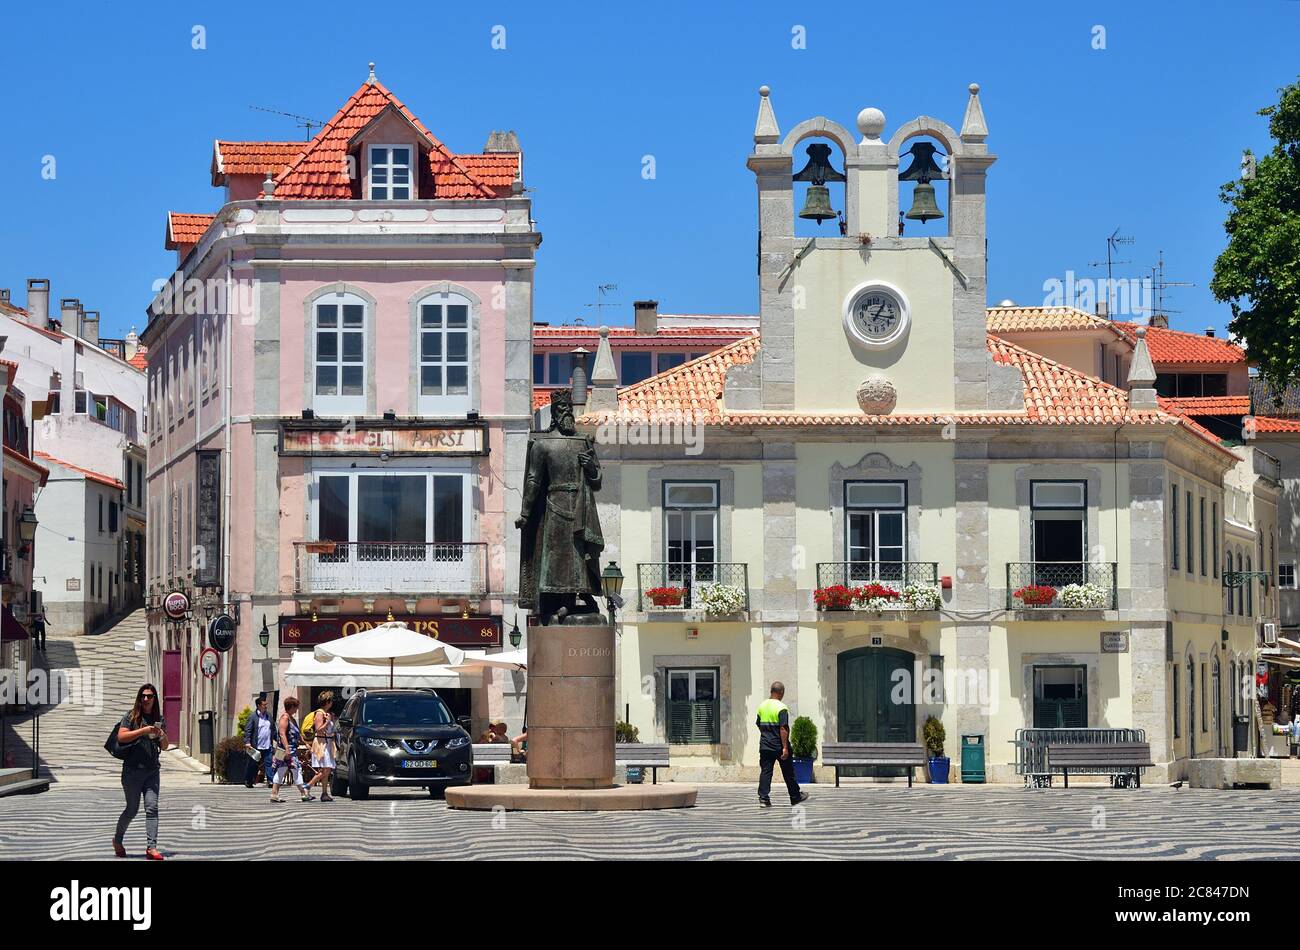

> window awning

[{"left": 1, "top": 606, "right": 29, "bottom": 642}]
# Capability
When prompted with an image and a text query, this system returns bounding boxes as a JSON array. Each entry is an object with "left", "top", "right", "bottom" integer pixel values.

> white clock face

[{"left": 853, "top": 292, "right": 902, "bottom": 339}]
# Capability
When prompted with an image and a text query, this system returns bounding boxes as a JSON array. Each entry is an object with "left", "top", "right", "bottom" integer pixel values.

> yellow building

[{"left": 578, "top": 84, "right": 1280, "bottom": 784}]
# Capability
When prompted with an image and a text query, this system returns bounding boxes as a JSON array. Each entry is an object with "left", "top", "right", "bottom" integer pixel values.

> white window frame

[
  {"left": 663, "top": 481, "right": 719, "bottom": 579},
  {"left": 416, "top": 291, "right": 473, "bottom": 416},
  {"left": 367, "top": 144, "right": 415, "bottom": 200},
  {"left": 845, "top": 481, "right": 907, "bottom": 570},
  {"left": 1280, "top": 562, "right": 1297, "bottom": 590},
  {"left": 312, "top": 292, "right": 368, "bottom": 416},
  {"left": 309, "top": 461, "right": 473, "bottom": 548}
]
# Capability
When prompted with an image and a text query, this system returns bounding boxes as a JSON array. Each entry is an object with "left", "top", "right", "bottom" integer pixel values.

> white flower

[
  {"left": 695, "top": 583, "right": 746, "bottom": 616},
  {"left": 902, "top": 584, "right": 941, "bottom": 611},
  {"left": 1058, "top": 582, "right": 1108, "bottom": 609}
]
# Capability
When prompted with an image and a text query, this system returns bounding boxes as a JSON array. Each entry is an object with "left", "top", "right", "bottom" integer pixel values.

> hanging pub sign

[
  {"left": 199, "top": 648, "right": 220, "bottom": 680},
  {"left": 163, "top": 591, "right": 191, "bottom": 621},
  {"left": 279, "top": 614, "right": 502, "bottom": 649},
  {"left": 208, "top": 614, "right": 237, "bottom": 652},
  {"left": 279, "top": 422, "right": 486, "bottom": 458}
]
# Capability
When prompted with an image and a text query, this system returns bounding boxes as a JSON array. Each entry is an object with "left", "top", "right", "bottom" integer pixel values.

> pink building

[{"left": 141, "top": 67, "right": 536, "bottom": 754}]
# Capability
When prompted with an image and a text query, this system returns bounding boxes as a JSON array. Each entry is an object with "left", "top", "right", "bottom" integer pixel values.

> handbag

[
  {"left": 104, "top": 720, "right": 132, "bottom": 761},
  {"left": 273, "top": 747, "right": 289, "bottom": 764}
]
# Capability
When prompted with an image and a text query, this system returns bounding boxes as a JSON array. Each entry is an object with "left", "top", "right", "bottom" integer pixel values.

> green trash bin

[{"left": 960, "top": 734, "right": 985, "bottom": 784}]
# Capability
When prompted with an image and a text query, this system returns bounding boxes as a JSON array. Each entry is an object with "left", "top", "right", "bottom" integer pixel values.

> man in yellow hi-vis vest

[{"left": 756, "top": 681, "right": 808, "bottom": 807}]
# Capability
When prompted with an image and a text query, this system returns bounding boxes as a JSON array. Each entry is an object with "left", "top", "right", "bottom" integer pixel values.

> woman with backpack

[{"left": 112, "top": 683, "right": 168, "bottom": 860}]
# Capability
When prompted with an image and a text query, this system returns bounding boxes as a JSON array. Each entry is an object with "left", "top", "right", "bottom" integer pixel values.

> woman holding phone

[{"left": 113, "top": 683, "right": 168, "bottom": 860}]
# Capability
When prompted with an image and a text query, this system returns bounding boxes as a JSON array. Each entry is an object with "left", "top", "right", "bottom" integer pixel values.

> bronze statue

[{"left": 515, "top": 389, "right": 606, "bottom": 625}]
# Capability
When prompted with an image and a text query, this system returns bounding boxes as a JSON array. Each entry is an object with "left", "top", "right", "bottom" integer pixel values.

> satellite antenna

[
  {"left": 1088, "top": 227, "right": 1135, "bottom": 316},
  {"left": 583, "top": 284, "right": 620, "bottom": 323},
  {"left": 1148, "top": 250, "right": 1195, "bottom": 326},
  {"left": 249, "top": 105, "right": 326, "bottom": 140}
]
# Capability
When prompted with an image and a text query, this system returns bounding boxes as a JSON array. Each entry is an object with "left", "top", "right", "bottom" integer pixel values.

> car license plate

[{"left": 401, "top": 759, "right": 434, "bottom": 769}]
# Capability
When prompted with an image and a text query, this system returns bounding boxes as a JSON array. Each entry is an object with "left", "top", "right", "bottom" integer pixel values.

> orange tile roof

[
  {"left": 533, "top": 386, "right": 561, "bottom": 410},
  {"left": 212, "top": 140, "right": 306, "bottom": 185},
  {"left": 271, "top": 79, "right": 504, "bottom": 200},
  {"left": 1252, "top": 416, "right": 1300, "bottom": 434},
  {"left": 4, "top": 445, "right": 48, "bottom": 486},
  {"left": 166, "top": 212, "right": 217, "bottom": 249},
  {"left": 1162, "top": 396, "right": 1251, "bottom": 415},
  {"left": 33, "top": 452, "right": 124, "bottom": 490},
  {"left": 580, "top": 333, "right": 1234, "bottom": 457},
  {"left": 1114, "top": 323, "right": 1246, "bottom": 365},
  {"left": 128, "top": 347, "right": 149, "bottom": 370},
  {"left": 986, "top": 306, "right": 1127, "bottom": 338}
]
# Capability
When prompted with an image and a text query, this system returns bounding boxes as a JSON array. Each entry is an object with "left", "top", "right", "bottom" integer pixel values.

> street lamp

[
  {"left": 259, "top": 616, "right": 270, "bottom": 649},
  {"left": 17, "top": 507, "right": 37, "bottom": 543},
  {"left": 601, "top": 561, "right": 625, "bottom": 628},
  {"left": 508, "top": 613, "right": 522, "bottom": 649}
]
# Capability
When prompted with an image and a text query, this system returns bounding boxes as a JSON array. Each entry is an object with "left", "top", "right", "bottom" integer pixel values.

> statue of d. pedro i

[{"left": 515, "top": 389, "right": 606, "bottom": 625}]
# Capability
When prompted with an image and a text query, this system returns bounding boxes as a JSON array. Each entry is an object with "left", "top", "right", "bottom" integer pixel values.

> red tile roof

[
  {"left": 1161, "top": 396, "right": 1251, "bottom": 415},
  {"left": 1252, "top": 416, "right": 1300, "bottom": 434},
  {"left": 166, "top": 212, "right": 217, "bottom": 249},
  {"left": 128, "top": 347, "right": 149, "bottom": 370},
  {"left": 533, "top": 386, "right": 561, "bottom": 410},
  {"left": 270, "top": 79, "right": 508, "bottom": 200},
  {"left": 212, "top": 140, "right": 306, "bottom": 185},
  {"left": 33, "top": 452, "right": 124, "bottom": 490},
  {"left": 1114, "top": 323, "right": 1246, "bottom": 365},
  {"left": 580, "top": 333, "right": 1234, "bottom": 457},
  {"left": 986, "top": 306, "right": 1128, "bottom": 339}
]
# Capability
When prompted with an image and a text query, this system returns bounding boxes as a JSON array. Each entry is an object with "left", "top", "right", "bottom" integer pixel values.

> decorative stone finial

[
  {"left": 960, "top": 81, "right": 988, "bottom": 143},
  {"left": 367, "top": 61, "right": 377, "bottom": 83},
  {"left": 856, "top": 107, "right": 886, "bottom": 140},
  {"left": 754, "top": 84, "right": 780, "bottom": 144},
  {"left": 1127, "top": 326, "right": 1159, "bottom": 408},
  {"left": 262, "top": 172, "right": 276, "bottom": 197}
]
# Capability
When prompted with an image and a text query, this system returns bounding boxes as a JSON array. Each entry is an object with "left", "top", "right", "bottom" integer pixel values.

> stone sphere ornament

[
  {"left": 857, "top": 107, "right": 886, "bottom": 140},
  {"left": 856, "top": 376, "right": 897, "bottom": 414}
]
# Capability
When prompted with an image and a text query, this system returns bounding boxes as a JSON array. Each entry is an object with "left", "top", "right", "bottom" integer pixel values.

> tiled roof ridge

[
  {"left": 986, "top": 332, "right": 1131, "bottom": 397},
  {"left": 618, "top": 336, "right": 759, "bottom": 400},
  {"left": 32, "top": 451, "right": 125, "bottom": 488}
]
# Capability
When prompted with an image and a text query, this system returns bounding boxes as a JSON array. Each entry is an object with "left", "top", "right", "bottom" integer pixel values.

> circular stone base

[{"left": 445, "top": 784, "right": 697, "bottom": 812}]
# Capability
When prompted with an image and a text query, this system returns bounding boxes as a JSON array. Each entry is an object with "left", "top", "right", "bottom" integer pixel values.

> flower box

[
  {"left": 645, "top": 586, "right": 686, "bottom": 608},
  {"left": 1013, "top": 584, "right": 1057, "bottom": 607},
  {"left": 1058, "top": 582, "right": 1108, "bottom": 609},
  {"left": 814, "top": 585, "right": 858, "bottom": 611},
  {"left": 695, "top": 583, "right": 746, "bottom": 616}
]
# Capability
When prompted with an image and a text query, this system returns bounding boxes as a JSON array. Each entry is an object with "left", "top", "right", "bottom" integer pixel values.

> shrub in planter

[
  {"left": 615, "top": 721, "right": 640, "bottom": 743},
  {"left": 790, "top": 715, "right": 818, "bottom": 785},
  {"left": 1058, "top": 582, "right": 1108, "bottom": 609},
  {"left": 854, "top": 582, "right": 901, "bottom": 611},
  {"left": 923, "top": 715, "right": 949, "bottom": 784},
  {"left": 902, "top": 583, "right": 941, "bottom": 611},
  {"left": 696, "top": 582, "right": 746, "bottom": 616},
  {"left": 216, "top": 735, "right": 250, "bottom": 785},
  {"left": 1013, "top": 584, "right": 1057, "bottom": 607},
  {"left": 814, "top": 584, "right": 857, "bottom": 611},
  {"left": 646, "top": 586, "right": 685, "bottom": 608},
  {"left": 236, "top": 705, "right": 253, "bottom": 738}
]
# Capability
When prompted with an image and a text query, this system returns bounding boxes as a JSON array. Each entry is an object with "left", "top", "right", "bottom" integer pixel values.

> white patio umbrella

[
  {"left": 313, "top": 621, "right": 466, "bottom": 687},
  {"left": 451, "top": 649, "right": 527, "bottom": 673}
]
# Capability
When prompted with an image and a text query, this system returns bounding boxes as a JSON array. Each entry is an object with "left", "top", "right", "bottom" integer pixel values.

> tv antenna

[
  {"left": 249, "top": 105, "right": 326, "bottom": 140},
  {"left": 1148, "top": 250, "right": 1195, "bottom": 325},
  {"left": 1088, "top": 227, "right": 1135, "bottom": 315},
  {"left": 583, "top": 283, "right": 620, "bottom": 323}
]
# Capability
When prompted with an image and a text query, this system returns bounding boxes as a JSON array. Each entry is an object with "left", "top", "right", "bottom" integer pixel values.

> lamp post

[
  {"left": 601, "top": 561, "right": 625, "bottom": 628},
  {"left": 17, "top": 507, "right": 37, "bottom": 544},
  {"left": 259, "top": 616, "right": 270, "bottom": 650},
  {"left": 508, "top": 612, "right": 522, "bottom": 649}
]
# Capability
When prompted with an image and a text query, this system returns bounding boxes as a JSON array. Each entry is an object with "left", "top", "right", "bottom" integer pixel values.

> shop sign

[
  {"left": 279, "top": 614, "right": 502, "bottom": 648},
  {"left": 1101, "top": 632, "right": 1129, "bottom": 653},
  {"left": 208, "top": 614, "right": 237, "bottom": 652},
  {"left": 164, "top": 591, "right": 191, "bottom": 620},
  {"left": 279, "top": 425, "right": 485, "bottom": 457},
  {"left": 199, "top": 647, "right": 220, "bottom": 680}
]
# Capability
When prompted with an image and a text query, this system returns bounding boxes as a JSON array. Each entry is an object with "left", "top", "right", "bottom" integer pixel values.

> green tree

[{"left": 1211, "top": 78, "right": 1300, "bottom": 392}]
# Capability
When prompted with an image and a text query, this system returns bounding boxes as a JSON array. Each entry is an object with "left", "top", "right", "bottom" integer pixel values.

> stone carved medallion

[{"left": 856, "top": 376, "right": 896, "bottom": 414}]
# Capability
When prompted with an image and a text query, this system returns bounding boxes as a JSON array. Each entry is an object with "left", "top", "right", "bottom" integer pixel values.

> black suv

[{"left": 333, "top": 688, "right": 473, "bottom": 799}]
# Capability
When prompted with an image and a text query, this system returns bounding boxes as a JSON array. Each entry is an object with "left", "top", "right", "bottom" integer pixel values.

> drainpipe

[{"left": 222, "top": 248, "right": 234, "bottom": 726}]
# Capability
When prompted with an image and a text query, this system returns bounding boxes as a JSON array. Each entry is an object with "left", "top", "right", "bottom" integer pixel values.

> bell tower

[{"left": 734, "top": 84, "right": 1018, "bottom": 416}]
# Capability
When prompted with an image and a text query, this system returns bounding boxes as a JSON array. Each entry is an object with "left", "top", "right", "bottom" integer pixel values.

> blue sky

[{"left": 1, "top": 1, "right": 1298, "bottom": 341}]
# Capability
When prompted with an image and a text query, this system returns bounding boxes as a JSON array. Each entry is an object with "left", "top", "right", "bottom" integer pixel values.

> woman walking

[
  {"left": 113, "top": 684, "right": 168, "bottom": 860},
  {"left": 270, "top": 696, "right": 313, "bottom": 803},
  {"left": 306, "top": 692, "right": 337, "bottom": 802}
]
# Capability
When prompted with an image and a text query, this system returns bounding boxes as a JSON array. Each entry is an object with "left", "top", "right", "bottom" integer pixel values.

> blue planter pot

[
  {"left": 927, "top": 756, "right": 950, "bottom": 784},
  {"left": 793, "top": 757, "right": 815, "bottom": 785}
]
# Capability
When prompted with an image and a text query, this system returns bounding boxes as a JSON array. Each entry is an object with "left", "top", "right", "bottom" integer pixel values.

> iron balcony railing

[
  {"left": 1005, "top": 561, "right": 1118, "bottom": 610},
  {"left": 637, "top": 562, "right": 750, "bottom": 613},
  {"left": 293, "top": 541, "right": 488, "bottom": 596},
  {"left": 816, "top": 561, "right": 939, "bottom": 588}
]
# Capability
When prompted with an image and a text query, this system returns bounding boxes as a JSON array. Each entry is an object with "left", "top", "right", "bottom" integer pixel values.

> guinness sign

[{"left": 208, "top": 614, "right": 237, "bottom": 652}]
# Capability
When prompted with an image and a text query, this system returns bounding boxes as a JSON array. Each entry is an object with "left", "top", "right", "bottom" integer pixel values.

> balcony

[
  {"left": 1005, "top": 562, "right": 1117, "bottom": 610},
  {"left": 293, "top": 541, "right": 488, "bottom": 597},
  {"left": 816, "top": 561, "right": 939, "bottom": 588},
  {"left": 637, "top": 562, "right": 750, "bottom": 613}
]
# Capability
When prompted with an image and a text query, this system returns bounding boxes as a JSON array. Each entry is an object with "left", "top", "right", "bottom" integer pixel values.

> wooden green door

[{"left": 837, "top": 647, "right": 916, "bottom": 775}]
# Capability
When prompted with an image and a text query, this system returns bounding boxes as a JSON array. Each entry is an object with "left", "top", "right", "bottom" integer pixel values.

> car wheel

[
  {"left": 351, "top": 780, "right": 370, "bottom": 800},
  {"left": 427, "top": 785, "right": 446, "bottom": 799},
  {"left": 331, "top": 774, "right": 348, "bottom": 797}
]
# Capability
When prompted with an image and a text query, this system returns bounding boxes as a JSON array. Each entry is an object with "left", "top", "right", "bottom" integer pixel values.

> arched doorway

[
  {"left": 1212, "top": 654, "right": 1223, "bottom": 757},
  {"left": 837, "top": 647, "right": 916, "bottom": 776}
]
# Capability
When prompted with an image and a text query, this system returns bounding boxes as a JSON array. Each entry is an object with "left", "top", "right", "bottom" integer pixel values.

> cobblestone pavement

[{"left": 2, "top": 770, "right": 1298, "bottom": 860}]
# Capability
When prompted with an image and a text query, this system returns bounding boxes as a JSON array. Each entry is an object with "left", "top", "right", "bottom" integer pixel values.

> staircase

[{"left": 1, "top": 608, "right": 160, "bottom": 788}]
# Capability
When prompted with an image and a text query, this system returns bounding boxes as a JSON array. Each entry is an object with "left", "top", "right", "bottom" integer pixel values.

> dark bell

[
  {"left": 798, "top": 184, "right": 836, "bottom": 224},
  {"left": 904, "top": 181, "right": 943, "bottom": 223},
  {"left": 792, "top": 143, "right": 846, "bottom": 185},
  {"left": 899, "top": 142, "right": 946, "bottom": 183}
]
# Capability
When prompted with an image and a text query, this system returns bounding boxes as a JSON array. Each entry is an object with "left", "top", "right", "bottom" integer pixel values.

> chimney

[
  {"left": 1205, "top": 327, "right": 1216, "bottom": 338},
  {"left": 1126, "top": 327, "right": 1159, "bottom": 409},
  {"left": 82, "top": 310, "right": 100, "bottom": 346},
  {"left": 60, "top": 297, "right": 81, "bottom": 336},
  {"left": 484, "top": 130, "right": 521, "bottom": 153},
  {"left": 27, "top": 278, "right": 50, "bottom": 327},
  {"left": 0, "top": 289, "right": 9, "bottom": 307},
  {"left": 569, "top": 347, "right": 591, "bottom": 408},
  {"left": 1095, "top": 299, "right": 1109, "bottom": 320},
  {"left": 633, "top": 300, "right": 659, "bottom": 336},
  {"left": 1149, "top": 313, "right": 1169, "bottom": 329},
  {"left": 125, "top": 327, "right": 139, "bottom": 360}
]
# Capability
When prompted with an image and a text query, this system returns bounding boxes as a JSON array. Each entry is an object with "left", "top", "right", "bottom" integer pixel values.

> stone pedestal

[{"left": 526, "top": 623, "right": 615, "bottom": 789}]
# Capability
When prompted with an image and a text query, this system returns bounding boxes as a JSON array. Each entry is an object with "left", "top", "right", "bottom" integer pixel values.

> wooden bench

[
  {"left": 614, "top": 743, "right": 671, "bottom": 784},
  {"left": 471, "top": 743, "right": 513, "bottom": 781},
  {"left": 1046, "top": 742, "right": 1153, "bottom": 788},
  {"left": 822, "top": 742, "right": 928, "bottom": 787}
]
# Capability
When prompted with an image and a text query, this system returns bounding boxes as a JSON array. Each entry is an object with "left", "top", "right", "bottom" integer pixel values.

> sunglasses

[{"left": 141, "top": 694, "right": 156, "bottom": 701}]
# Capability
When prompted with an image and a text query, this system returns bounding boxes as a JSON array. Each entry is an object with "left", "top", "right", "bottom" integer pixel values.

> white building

[{"left": 0, "top": 280, "right": 147, "bottom": 635}]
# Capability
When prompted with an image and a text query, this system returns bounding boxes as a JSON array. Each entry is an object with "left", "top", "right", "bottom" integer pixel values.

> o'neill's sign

[{"left": 279, "top": 615, "right": 502, "bottom": 649}]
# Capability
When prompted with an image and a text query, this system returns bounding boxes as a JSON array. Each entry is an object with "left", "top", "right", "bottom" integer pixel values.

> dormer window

[{"left": 368, "top": 145, "right": 413, "bottom": 199}]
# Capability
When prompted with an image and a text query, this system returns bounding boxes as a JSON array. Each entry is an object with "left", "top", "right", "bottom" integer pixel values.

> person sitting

[
  {"left": 511, "top": 728, "right": 528, "bottom": 763},
  {"left": 478, "top": 719, "right": 510, "bottom": 744}
]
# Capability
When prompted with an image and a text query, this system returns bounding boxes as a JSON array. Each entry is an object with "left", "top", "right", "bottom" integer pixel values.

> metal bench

[
  {"left": 471, "top": 743, "right": 513, "bottom": 780},
  {"left": 614, "top": 743, "right": 671, "bottom": 784},
  {"left": 1013, "top": 727, "right": 1147, "bottom": 788},
  {"left": 1046, "top": 742, "right": 1153, "bottom": 788},
  {"left": 821, "top": 742, "right": 928, "bottom": 787}
]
